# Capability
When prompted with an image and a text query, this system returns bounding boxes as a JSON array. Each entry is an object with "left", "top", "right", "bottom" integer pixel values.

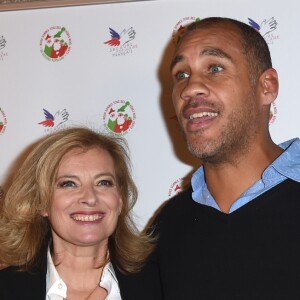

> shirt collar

[
  {"left": 46, "top": 248, "right": 120, "bottom": 300},
  {"left": 99, "top": 261, "right": 119, "bottom": 295},
  {"left": 192, "top": 138, "right": 300, "bottom": 193},
  {"left": 46, "top": 249, "right": 67, "bottom": 299},
  {"left": 266, "top": 138, "right": 300, "bottom": 182}
]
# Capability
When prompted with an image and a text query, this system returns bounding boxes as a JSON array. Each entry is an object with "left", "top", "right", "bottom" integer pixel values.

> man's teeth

[
  {"left": 190, "top": 112, "right": 218, "bottom": 120},
  {"left": 72, "top": 214, "right": 103, "bottom": 221}
]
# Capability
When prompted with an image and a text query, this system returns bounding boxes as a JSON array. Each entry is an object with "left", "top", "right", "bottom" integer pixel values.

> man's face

[{"left": 171, "top": 24, "right": 263, "bottom": 164}]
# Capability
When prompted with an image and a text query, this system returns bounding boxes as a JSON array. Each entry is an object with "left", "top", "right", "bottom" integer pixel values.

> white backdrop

[{"left": 0, "top": 0, "right": 299, "bottom": 228}]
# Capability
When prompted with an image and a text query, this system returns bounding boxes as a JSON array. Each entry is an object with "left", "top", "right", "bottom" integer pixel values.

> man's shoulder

[
  {"left": 162, "top": 186, "right": 193, "bottom": 209},
  {"left": 151, "top": 186, "right": 194, "bottom": 224}
]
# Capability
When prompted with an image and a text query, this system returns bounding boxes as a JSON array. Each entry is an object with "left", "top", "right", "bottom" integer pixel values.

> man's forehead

[{"left": 171, "top": 27, "right": 240, "bottom": 70}]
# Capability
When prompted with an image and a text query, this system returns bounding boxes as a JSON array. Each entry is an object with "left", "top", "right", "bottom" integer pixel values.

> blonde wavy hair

[{"left": 0, "top": 127, "right": 153, "bottom": 273}]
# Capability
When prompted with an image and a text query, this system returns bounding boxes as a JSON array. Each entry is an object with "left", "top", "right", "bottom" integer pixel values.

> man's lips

[
  {"left": 183, "top": 102, "right": 219, "bottom": 120},
  {"left": 189, "top": 111, "right": 218, "bottom": 120},
  {"left": 182, "top": 106, "right": 220, "bottom": 130}
]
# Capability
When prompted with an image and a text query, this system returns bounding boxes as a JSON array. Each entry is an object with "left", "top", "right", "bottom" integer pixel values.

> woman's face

[{"left": 46, "top": 147, "right": 122, "bottom": 252}]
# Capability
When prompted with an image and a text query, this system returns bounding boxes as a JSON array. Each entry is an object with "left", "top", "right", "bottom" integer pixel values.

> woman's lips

[{"left": 70, "top": 213, "right": 105, "bottom": 222}]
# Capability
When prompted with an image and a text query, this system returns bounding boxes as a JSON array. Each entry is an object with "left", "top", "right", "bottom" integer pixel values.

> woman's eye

[
  {"left": 210, "top": 65, "right": 224, "bottom": 73},
  {"left": 98, "top": 180, "right": 114, "bottom": 187},
  {"left": 59, "top": 180, "right": 76, "bottom": 188},
  {"left": 175, "top": 71, "right": 189, "bottom": 80}
]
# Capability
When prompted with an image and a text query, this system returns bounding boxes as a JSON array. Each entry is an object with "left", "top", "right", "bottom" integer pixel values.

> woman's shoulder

[
  {"left": 0, "top": 265, "right": 20, "bottom": 279},
  {"left": 0, "top": 265, "right": 42, "bottom": 283},
  {"left": 0, "top": 266, "right": 46, "bottom": 299}
]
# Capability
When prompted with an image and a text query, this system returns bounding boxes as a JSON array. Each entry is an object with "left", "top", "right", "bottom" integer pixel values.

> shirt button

[{"left": 58, "top": 283, "right": 63, "bottom": 289}]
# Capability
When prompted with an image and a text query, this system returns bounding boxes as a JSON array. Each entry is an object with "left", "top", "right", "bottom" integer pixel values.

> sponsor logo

[
  {"left": 269, "top": 101, "right": 277, "bottom": 125},
  {"left": 40, "top": 26, "right": 72, "bottom": 61},
  {"left": 172, "top": 16, "right": 201, "bottom": 45},
  {"left": 0, "top": 35, "right": 8, "bottom": 61},
  {"left": 104, "top": 27, "right": 137, "bottom": 56},
  {"left": 248, "top": 17, "right": 279, "bottom": 44},
  {"left": 38, "top": 108, "right": 69, "bottom": 132},
  {"left": 103, "top": 100, "right": 136, "bottom": 135},
  {"left": 0, "top": 107, "right": 7, "bottom": 135},
  {"left": 168, "top": 177, "right": 189, "bottom": 198}
]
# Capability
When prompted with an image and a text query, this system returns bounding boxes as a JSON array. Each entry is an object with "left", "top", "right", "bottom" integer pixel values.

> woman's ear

[
  {"left": 118, "top": 197, "right": 123, "bottom": 215},
  {"left": 259, "top": 68, "right": 279, "bottom": 105},
  {"left": 40, "top": 210, "right": 48, "bottom": 217}
]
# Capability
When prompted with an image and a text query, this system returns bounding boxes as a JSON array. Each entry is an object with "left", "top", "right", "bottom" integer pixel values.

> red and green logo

[
  {"left": 40, "top": 26, "right": 72, "bottom": 61},
  {"left": 103, "top": 100, "right": 136, "bottom": 135},
  {"left": 269, "top": 101, "right": 277, "bottom": 125},
  {"left": 172, "top": 16, "right": 201, "bottom": 45},
  {"left": 0, "top": 108, "right": 7, "bottom": 135},
  {"left": 168, "top": 177, "right": 190, "bottom": 198}
]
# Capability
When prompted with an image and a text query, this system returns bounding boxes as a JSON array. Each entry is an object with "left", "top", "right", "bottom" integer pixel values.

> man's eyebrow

[
  {"left": 170, "top": 54, "right": 183, "bottom": 71},
  {"left": 201, "top": 47, "right": 232, "bottom": 60},
  {"left": 170, "top": 47, "right": 232, "bottom": 71}
]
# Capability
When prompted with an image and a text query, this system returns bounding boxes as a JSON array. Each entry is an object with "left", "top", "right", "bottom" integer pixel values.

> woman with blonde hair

[{"left": 0, "top": 127, "right": 156, "bottom": 300}]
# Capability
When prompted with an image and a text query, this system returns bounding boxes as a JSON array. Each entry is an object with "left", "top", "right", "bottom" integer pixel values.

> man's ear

[{"left": 259, "top": 68, "right": 279, "bottom": 105}]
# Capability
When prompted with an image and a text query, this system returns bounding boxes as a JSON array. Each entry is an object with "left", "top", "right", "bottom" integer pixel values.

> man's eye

[
  {"left": 59, "top": 181, "right": 76, "bottom": 188},
  {"left": 175, "top": 71, "right": 189, "bottom": 80},
  {"left": 210, "top": 65, "right": 224, "bottom": 73}
]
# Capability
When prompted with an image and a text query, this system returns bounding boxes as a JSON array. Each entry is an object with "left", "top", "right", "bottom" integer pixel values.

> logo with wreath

[
  {"left": 172, "top": 16, "right": 201, "bottom": 45},
  {"left": 40, "top": 26, "right": 72, "bottom": 61},
  {"left": 103, "top": 100, "right": 136, "bottom": 135},
  {"left": 0, "top": 108, "right": 7, "bottom": 135}
]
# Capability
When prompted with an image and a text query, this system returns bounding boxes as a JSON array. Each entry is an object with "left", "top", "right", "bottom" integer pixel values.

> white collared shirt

[{"left": 46, "top": 249, "right": 122, "bottom": 300}]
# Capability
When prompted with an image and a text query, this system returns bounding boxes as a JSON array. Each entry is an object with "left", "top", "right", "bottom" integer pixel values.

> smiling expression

[
  {"left": 171, "top": 23, "right": 264, "bottom": 164},
  {"left": 46, "top": 147, "right": 122, "bottom": 251}
]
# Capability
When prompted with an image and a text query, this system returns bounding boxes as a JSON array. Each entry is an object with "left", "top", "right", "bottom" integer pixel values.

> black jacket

[{"left": 0, "top": 266, "right": 46, "bottom": 299}]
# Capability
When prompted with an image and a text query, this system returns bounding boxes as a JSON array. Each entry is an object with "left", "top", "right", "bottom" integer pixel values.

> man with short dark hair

[{"left": 116, "top": 17, "right": 300, "bottom": 299}]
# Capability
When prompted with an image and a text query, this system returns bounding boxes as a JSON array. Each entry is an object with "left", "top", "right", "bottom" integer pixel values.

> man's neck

[{"left": 203, "top": 142, "right": 283, "bottom": 213}]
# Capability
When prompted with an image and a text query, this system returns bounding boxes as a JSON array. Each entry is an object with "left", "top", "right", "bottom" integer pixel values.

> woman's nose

[{"left": 79, "top": 186, "right": 98, "bottom": 206}]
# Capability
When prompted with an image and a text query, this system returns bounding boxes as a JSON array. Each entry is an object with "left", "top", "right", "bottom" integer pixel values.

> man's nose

[{"left": 180, "top": 76, "right": 209, "bottom": 101}]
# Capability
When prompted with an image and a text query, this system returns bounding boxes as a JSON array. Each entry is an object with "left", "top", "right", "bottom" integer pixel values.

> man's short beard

[
  {"left": 183, "top": 91, "right": 261, "bottom": 165},
  {"left": 186, "top": 131, "right": 250, "bottom": 165}
]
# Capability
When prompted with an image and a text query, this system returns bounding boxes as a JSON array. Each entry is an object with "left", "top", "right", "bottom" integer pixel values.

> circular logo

[
  {"left": 172, "top": 16, "right": 200, "bottom": 45},
  {"left": 269, "top": 101, "right": 277, "bottom": 125},
  {"left": 0, "top": 108, "right": 7, "bottom": 135},
  {"left": 103, "top": 100, "right": 136, "bottom": 135},
  {"left": 40, "top": 26, "right": 72, "bottom": 61},
  {"left": 168, "top": 177, "right": 189, "bottom": 198}
]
